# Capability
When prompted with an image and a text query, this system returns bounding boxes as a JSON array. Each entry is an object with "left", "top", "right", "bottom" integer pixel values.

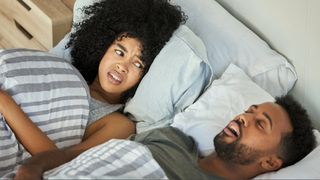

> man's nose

[{"left": 238, "top": 114, "right": 249, "bottom": 127}]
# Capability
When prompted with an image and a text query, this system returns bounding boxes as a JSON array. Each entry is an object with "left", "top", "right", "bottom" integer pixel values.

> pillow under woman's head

[{"left": 124, "top": 25, "right": 212, "bottom": 133}]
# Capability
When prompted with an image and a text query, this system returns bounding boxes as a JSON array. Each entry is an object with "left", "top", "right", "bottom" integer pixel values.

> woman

[{"left": 0, "top": 0, "right": 186, "bottom": 176}]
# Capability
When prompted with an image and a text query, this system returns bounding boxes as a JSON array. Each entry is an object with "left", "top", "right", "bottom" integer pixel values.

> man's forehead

[
  {"left": 254, "top": 102, "right": 292, "bottom": 132},
  {"left": 254, "top": 102, "right": 279, "bottom": 110}
]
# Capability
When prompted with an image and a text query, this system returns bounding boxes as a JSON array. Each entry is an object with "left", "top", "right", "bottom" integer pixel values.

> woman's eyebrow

[
  {"left": 116, "top": 43, "right": 127, "bottom": 53},
  {"left": 116, "top": 43, "right": 142, "bottom": 60}
]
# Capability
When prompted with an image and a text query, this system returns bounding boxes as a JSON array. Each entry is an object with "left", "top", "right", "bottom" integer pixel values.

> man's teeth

[{"left": 229, "top": 127, "right": 238, "bottom": 137}]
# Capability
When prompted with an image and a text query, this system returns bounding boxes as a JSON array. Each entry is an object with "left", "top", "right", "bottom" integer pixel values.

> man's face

[{"left": 214, "top": 102, "right": 293, "bottom": 165}]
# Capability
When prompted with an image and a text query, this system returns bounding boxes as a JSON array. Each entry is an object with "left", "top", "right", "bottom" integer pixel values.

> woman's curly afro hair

[
  {"left": 67, "top": 0, "right": 187, "bottom": 102},
  {"left": 275, "top": 95, "right": 316, "bottom": 167}
]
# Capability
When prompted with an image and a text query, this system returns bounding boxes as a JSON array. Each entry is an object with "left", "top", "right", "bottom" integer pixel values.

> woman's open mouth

[{"left": 107, "top": 71, "right": 123, "bottom": 85}]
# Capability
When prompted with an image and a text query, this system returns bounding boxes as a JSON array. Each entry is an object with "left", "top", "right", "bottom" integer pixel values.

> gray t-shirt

[
  {"left": 130, "top": 127, "right": 221, "bottom": 180},
  {"left": 87, "top": 98, "right": 123, "bottom": 126}
]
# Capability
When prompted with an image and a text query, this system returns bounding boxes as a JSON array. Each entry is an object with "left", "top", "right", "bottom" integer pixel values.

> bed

[{"left": 1, "top": 0, "right": 319, "bottom": 179}]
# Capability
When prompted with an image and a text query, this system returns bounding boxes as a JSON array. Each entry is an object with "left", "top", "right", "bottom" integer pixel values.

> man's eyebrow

[{"left": 116, "top": 43, "right": 127, "bottom": 53}]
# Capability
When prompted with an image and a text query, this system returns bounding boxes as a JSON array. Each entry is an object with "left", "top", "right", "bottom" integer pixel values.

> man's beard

[{"left": 213, "top": 133, "right": 263, "bottom": 165}]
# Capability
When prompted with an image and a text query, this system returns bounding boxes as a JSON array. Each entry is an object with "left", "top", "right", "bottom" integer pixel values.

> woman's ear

[{"left": 260, "top": 155, "right": 283, "bottom": 172}]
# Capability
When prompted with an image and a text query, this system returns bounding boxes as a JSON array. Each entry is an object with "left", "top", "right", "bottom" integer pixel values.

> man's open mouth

[
  {"left": 228, "top": 126, "right": 239, "bottom": 137},
  {"left": 223, "top": 120, "right": 241, "bottom": 138}
]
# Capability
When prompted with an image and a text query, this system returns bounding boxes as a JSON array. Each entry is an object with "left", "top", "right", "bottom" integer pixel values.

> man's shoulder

[
  {"left": 143, "top": 126, "right": 188, "bottom": 139},
  {"left": 132, "top": 126, "right": 194, "bottom": 147}
]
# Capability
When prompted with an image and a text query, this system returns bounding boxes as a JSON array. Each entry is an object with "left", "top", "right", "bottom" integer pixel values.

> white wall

[{"left": 216, "top": 0, "right": 320, "bottom": 129}]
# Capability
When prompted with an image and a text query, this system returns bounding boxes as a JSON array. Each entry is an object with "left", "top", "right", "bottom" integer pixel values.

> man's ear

[{"left": 260, "top": 155, "right": 283, "bottom": 171}]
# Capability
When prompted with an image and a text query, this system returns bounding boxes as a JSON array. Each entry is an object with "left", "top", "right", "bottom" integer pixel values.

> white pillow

[
  {"left": 124, "top": 25, "right": 212, "bottom": 133},
  {"left": 171, "top": 63, "right": 274, "bottom": 156},
  {"left": 171, "top": 0, "right": 297, "bottom": 97},
  {"left": 255, "top": 129, "right": 320, "bottom": 179},
  {"left": 0, "top": 49, "right": 90, "bottom": 175},
  {"left": 171, "top": 63, "right": 320, "bottom": 179}
]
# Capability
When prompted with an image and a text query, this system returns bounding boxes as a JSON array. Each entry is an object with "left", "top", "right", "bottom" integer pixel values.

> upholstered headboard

[{"left": 214, "top": 0, "right": 320, "bottom": 129}]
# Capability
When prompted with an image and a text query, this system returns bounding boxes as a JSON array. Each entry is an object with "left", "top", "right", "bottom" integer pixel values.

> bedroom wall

[{"left": 216, "top": 0, "right": 320, "bottom": 129}]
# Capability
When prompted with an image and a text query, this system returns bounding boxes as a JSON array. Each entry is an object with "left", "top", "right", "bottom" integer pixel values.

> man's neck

[{"left": 198, "top": 153, "right": 258, "bottom": 180}]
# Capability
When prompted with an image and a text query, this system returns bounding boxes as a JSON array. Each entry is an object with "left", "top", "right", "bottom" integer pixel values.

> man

[{"left": 15, "top": 95, "right": 315, "bottom": 179}]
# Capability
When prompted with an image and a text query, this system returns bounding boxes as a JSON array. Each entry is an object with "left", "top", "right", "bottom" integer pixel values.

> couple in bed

[
  {"left": 14, "top": 95, "right": 316, "bottom": 180},
  {"left": 0, "top": 0, "right": 315, "bottom": 179}
]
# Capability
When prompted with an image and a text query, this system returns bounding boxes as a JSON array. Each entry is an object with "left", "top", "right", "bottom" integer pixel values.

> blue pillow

[{"left": 124, "top": 25, "right": 212, "bottom": 133}]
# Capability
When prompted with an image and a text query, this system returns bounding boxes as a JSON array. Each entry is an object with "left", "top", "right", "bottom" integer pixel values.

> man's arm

[
  {"left": 0, "top": 90, "right": 57, "bottom": 155},
  {"left": 14, "top": 112, "right": 135, "bottom": 180}
]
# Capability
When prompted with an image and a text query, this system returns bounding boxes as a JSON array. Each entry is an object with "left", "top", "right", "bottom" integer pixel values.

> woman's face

[{"left": 97, "top": 36, "right": 144, "bottom": 97}]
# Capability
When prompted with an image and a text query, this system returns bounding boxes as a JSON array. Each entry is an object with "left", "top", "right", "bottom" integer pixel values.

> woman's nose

[{"left": 116, "top": 63, "right": 128, "bottom": 73}]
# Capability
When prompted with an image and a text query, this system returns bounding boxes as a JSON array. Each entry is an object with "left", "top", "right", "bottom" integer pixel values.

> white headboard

[{"left": 216, "top": 0, "right": 320, "bottom": 129}]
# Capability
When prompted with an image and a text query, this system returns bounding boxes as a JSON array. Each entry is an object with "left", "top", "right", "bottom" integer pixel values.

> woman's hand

[
  {"left": 14, "top": 164, "right": 43, "bottom": 180},
  {"left": 12, "top": 112, "right": 135, "bottom": 180}
]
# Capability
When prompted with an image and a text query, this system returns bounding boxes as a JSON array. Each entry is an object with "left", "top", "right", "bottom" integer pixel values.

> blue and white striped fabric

[
  {"left": 0, "top": 49, "right": 90, "bottom": 176},
  {"left": 44, "top": 139, "right": 167, "bottom": 179}
]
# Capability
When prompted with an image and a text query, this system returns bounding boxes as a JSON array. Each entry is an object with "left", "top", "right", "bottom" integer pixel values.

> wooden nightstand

[{"left": 0, "top": 0, "right": 75, "bottom": 51}]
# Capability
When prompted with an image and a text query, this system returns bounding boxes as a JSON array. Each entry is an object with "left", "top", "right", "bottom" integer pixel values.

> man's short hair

[{"left": 276, "top": 95, "right": 316, "bottom": 167}]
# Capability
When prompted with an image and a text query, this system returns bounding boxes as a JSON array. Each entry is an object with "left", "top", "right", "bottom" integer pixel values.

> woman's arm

[
  {"left": 78, "top": 111, "right": 136, "bottom": 150},
  {"left": 0, "top": 90, "right": 57, "bottom": 155},
  {"left": 14, "top": 112, "right": 135, "bottom": 180}
]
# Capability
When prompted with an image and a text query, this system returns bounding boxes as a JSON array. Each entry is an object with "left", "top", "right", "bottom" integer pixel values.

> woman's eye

[
  {"left": 133, "top": 62, "right": 144, "bottom": 69},
  {"left": 115, "top": 49, "right": 124, "bottom": 56}
]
